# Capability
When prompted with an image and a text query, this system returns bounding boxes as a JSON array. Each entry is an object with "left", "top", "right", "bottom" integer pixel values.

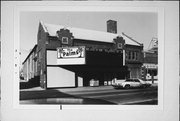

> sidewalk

[
  {"left": 20, "top": 85, "right": 114, "bottom": 92},
  {"left": 20, "top": 84, "right": 158, "bottom": 105},
  {"left": 19, "top": 85, "right": 116, "bottom": 104},
  {"left": 20, "top": 82, "right": 158, "bottom": 92}
]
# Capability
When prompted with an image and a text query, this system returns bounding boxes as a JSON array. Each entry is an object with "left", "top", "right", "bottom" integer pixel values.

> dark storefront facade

[{"left": 22, "top": 20, "right": 143, "bottom": 89}]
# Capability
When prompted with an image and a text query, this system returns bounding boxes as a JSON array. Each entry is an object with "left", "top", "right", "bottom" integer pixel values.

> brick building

[
  {"left": 106, "top": 20, "right": 144, "bottom": 79},
  {"left": 22, "top": 20, "right": 143, "bottom": 89}
]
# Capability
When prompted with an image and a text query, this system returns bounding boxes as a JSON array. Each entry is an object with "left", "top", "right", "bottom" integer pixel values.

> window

[
  {"left": 135, "top": 52, "right": 138, "bottom": 60},
  {"left": 132, "top": 52, "right": 135, "bottom": 60},
  {"left": 126, "top": 79, "right": 133, "bottom": 82},
  {"left": 127, "top": 51, "right": 139, "bottom": 61},
  {"left": 117, "top": 43, "right": 122, "bottom": 49},
  {"left": 62, "top": 37, "right": 68, "bottom": 44},
  {"left": 128, "top": 51, "right": 131, "bottom": 60},
  {"left": 134, "top": 79, "right": 140, "bottom": 82}
]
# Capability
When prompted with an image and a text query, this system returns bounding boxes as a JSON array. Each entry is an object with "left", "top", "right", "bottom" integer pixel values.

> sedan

[{"left": 112, "top": 78, "right": 151, "bottom": 89}]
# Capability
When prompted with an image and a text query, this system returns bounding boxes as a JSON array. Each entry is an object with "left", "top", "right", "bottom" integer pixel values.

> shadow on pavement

[
  {"left": 20, "top": 90, "right": 116, "bottom": 105},
  {"left": 20, "top": 89, "right": 76, "bottom": 100},
  {"left": 20, "top": 77, "right": 40, "bottom": 89},
  {"left": 20, "top": 82, "right": 40, "bottom": 89}
]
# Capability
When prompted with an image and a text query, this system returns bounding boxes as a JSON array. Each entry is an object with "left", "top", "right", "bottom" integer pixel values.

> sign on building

[
  {"left": 57, "top": 46, "right": 86, "bottom": 65},
  {"left": 144, "top": 63, "right": 158, "bottom": 69}
]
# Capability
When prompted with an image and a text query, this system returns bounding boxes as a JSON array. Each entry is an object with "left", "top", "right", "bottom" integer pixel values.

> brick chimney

[{"left": 107, "top": 20, "right": 117, "bottom": 34}]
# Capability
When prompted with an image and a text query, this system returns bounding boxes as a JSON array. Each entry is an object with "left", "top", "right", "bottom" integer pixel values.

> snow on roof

[{"left": 40, "top": 21, "right": 141, "bottom": 46}]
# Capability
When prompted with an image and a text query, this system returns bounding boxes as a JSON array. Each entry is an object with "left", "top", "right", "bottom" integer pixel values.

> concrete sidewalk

[
  {"left": 22, "top": 84, "right": 157, "bottom": 92},
  {"left": 20, "top": 85, "right": 114, "bottom": 92},
  {"left": 20, "top": 83, "right": 158, "bottom": 92},
  {"left": 20, "top": 85, "right": 115, "bottom": 102}
]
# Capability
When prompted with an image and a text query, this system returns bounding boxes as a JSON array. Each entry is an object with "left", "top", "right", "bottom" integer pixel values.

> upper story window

[
  {"left": 62, "top": 37, "right": 68, "bottom": 44},
  {"left": 127, "top": 51, "right": 138, "bottom": 61},
  {"left": 135, "top": 52, "right": 138, "bottom": 60},
  {"left": 132, "top": 51, "right": 135, "bottom": 60},
  {"left": 117, "top": 43, "right": 123, "bottom": 49},
  {"left": 128, "top": 51, "right": 131, "bottom": 60}
]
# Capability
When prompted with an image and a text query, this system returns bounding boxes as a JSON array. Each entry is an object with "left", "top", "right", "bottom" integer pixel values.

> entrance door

[{"left": 78, "top": 76, "right": 83, "bottom": 87}]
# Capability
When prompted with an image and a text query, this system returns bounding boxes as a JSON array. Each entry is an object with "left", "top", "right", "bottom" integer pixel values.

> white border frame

[
  {"left": 2, "top": 1, "right": 180, "bottom": 121},
  {"left": 12, "top": 2, "right": 164, "bottom": 110}
]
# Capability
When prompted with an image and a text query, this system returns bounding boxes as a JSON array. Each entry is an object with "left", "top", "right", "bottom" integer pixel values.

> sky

[{"left": 20, "top": 11, "right": 157, "bottom": 63}]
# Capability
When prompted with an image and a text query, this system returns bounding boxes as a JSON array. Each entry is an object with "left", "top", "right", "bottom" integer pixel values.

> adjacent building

[
  {"left": 22, "top": 20, "right": 144, "bottom": 89},
  {"left": 107, "top": 20, "right": 144, "bottom": 79},
  {"left": 142, "top": 38, "right": 158, "bottom": 81},
  {"left": 22, "top": 45, "right": 39, "bottom": 83}
]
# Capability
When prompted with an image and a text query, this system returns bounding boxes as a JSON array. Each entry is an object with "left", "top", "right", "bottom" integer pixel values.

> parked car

[{"left": 112, "top": 78, "right": 151, "bottom": 89}]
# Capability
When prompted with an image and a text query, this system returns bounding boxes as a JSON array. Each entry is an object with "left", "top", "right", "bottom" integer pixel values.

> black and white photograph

[
  {"left": 1, "top": 1, "right": 179, "bottom": 121},
  {"left": 19, "top": 11, "right": 159, "bottom": 105}
]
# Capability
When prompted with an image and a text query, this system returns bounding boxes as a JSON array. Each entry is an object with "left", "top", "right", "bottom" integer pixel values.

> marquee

[{"left": 57, "top": 46, "right": 86, "bottom": 65}]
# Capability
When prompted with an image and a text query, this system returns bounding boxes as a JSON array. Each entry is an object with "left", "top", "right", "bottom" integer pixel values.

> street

[{"left": 20, "top": 85, "right": 158, "bottom": 105}]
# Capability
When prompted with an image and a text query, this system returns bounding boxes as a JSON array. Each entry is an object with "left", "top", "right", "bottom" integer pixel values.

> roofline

[
  {"left": 143, "top": 46, "right": 158, "bottom": 52},
  {"left": 143, "top": 50, "right": 154, "bottom": 53},
  {"left": 74, "top": 38, "right": 114, "bottom": 44},
  {"left": 39, "top": 21, "right": 48, "bottom": 32},
  {"left": 41, "top": 21, "right": 143, "bottom": 46},
  {"left": 22, "top": 44, "right": 37, "bottom": 64},
  {"left": 48, "top": 34, "right": 114, "bottom": 44},
  {"left": 44, "top": 22, "right": 119, "bottom": 35},
  {"left": 122, "top": 32, "right": 143, "bottom": 46}
]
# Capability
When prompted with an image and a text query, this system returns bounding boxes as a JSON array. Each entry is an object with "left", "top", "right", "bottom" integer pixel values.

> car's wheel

[{"left": 124, "top": 85, "right": 130, "bottom": 89}]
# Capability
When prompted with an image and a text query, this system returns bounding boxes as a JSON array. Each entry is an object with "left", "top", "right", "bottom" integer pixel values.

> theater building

[{"left": 22, "top": 20, "right": 143, "bottom": 89}]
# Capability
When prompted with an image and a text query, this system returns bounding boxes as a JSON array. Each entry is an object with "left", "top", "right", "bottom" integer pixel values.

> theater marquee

[{"left": 57, "top": 46, "right": 86, "bottom": 65}]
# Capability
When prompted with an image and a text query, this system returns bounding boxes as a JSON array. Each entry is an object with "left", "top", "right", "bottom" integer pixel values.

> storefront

[
  {"left": 142, "top": 46, "right": 158, "bottom": 81},
  {"left": 46, "top": 46, "right": 128, "bottom": 88},
  {"left": 142, "top": 63, "right": 158, "bottom": 81}
]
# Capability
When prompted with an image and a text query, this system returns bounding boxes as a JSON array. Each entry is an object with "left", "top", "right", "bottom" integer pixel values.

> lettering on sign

[
  {"left": 144, "top": 64, "right": 158, "bottom": 69},
  {"left": 57, "top": 46, "right": 85, "bottom": 59}
]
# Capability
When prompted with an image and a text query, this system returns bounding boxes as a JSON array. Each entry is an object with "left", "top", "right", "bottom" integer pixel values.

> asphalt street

[{"left": 20, "top": 85, "right": 158, "bottom": 105}]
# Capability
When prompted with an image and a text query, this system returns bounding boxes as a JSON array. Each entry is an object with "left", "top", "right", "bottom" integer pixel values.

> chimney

[{"left": 107, "top": 20, "right": 117, "bottom": 34}]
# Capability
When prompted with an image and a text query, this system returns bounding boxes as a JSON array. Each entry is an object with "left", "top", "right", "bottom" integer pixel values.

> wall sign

[
  {"left": 144, "top": 63, "right": 158, "bottom": 69},
  {"left": 57, "top": 46, "right": 86, "bottom": 65}
]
